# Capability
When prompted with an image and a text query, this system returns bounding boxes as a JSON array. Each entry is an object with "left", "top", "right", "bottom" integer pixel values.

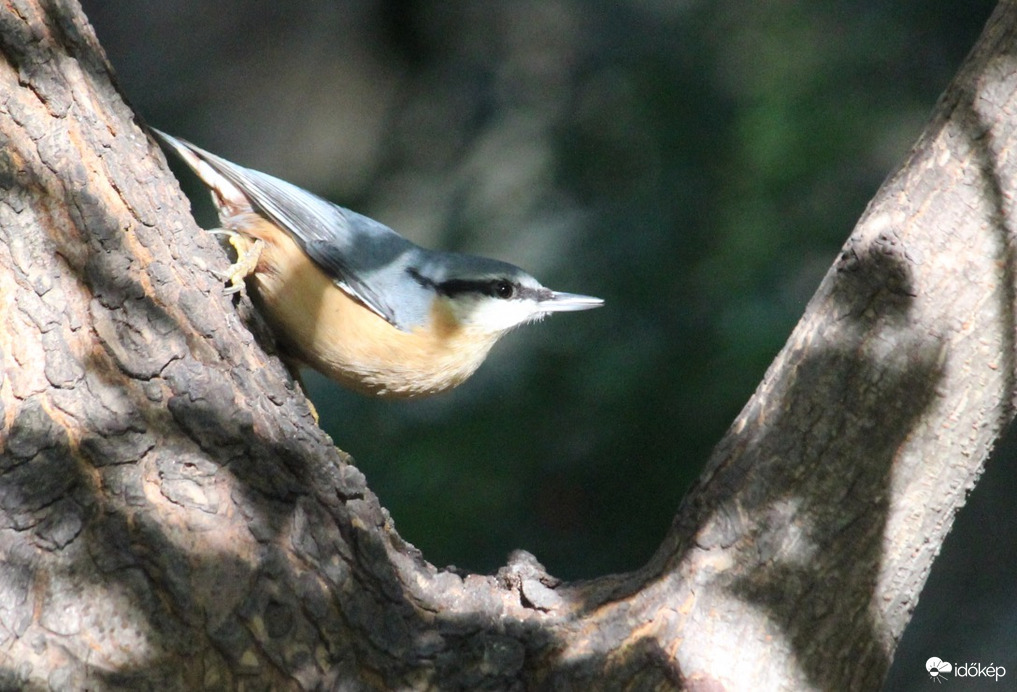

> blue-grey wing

[
  {"left": 158, "top": 132, "right": 417, "bottom": 328},
  {"left": 221, "top": 169, "right": 407, "bottom": 324}
]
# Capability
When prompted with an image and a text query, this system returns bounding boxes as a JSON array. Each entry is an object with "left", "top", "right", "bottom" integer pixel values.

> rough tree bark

[{"left": 1, "top": 0, "right": 1015, "bottom": 689}]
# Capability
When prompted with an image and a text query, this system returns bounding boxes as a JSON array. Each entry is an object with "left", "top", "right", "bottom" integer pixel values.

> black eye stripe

[
  {"left": 407, "top": 268, "right": 546, "bottom": 301},
  {"left": 439, "top": 279, "right": 516, "bottom": 299}
]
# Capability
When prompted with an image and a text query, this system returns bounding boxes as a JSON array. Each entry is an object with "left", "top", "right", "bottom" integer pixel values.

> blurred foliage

[{"left": 82, "top": 0, "right": 993, "bottom": 584}]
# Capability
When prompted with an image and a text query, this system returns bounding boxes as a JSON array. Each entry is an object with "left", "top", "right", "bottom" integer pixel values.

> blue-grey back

[{"left": 172, "top": 140, "right": 436, "bottom": 330}]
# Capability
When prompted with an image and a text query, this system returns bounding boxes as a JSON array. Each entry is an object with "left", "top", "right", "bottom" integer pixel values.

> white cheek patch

[{"left": 452, "top": 296, "right": 540, "bottom": 332}]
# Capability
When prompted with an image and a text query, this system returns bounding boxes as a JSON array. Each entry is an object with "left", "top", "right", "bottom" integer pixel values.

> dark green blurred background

[{"left": 79, "top": 1, "right": 1012, "bottom": 687}]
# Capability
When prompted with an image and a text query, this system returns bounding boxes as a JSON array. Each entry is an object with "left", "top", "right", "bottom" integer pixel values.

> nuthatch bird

[{"left": 153, "top": 129, "right": 603, "bottom": 398}]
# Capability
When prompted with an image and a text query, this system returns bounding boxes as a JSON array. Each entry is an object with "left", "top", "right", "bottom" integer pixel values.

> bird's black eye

[{"left": 493, "top": 280, "right": 515, "bottom": 299}]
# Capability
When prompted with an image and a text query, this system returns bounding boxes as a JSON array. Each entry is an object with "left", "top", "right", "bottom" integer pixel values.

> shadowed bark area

[{"left": 1, "top": 0, "right": 1016, "bottom": 689}]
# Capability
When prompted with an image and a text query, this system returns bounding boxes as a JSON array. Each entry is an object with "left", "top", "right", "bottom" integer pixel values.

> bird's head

[{"left": 408, "top": 254, "right": 603, "bottom": 336}]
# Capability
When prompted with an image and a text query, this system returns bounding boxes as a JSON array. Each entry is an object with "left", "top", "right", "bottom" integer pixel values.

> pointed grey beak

[{"left": 541, "top": 291, "right": 604, "bottom": 312}]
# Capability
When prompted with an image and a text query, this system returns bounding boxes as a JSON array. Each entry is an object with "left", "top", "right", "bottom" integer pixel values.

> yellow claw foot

[{"left": 209, "top": 229, "right": 264, "bottom": 294}]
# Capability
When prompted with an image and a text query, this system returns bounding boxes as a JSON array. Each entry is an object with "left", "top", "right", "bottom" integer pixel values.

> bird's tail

[{"left": 151, "top": 128, "right": 254, "bottom": 220}]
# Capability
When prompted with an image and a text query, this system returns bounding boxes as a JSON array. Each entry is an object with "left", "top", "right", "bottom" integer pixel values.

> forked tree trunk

[{"left": 1, "top": 0, "right": 1015, "bottom": 689}]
